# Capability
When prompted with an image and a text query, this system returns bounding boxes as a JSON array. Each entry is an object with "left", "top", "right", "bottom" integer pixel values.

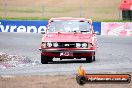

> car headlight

[
  {"left": 82, "top": 43, "right": 88, "bottom": 48},
  {"left": 53, "top": 42, "right": 58, "bottom": 47},
  {"left": 47, "top": 42, "right": 52, "bottom": 47},
  {"left": 76, "top": 43, "right": 81, "bottom": 48}
]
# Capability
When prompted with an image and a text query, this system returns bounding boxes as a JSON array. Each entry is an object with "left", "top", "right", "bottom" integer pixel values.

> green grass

[
  {"left": 100, "top": 19, "right": 132, "bottom": 22},
  {"left": 0, "top": 17, "right": 126, "bottom": 22},
  {"left": 0, "top": 17, "right": 49, "bottom": 20},
  {"left": 0, "top": 17, "right": 132, "bottom": 22}
]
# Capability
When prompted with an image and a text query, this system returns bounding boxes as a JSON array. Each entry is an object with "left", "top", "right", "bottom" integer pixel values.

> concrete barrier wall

[
  {"left": 0, "top": 20, "right": 101, "bottom": 34},
  {"left": 93, "top": 22, "right": 101, "bottom": 35},
  {"left": 101, "top": 22, "right": 132, "bottom": 36},
  {"left": 0, "top": 20, "right": 48, "bottom": 33},
  {"left": 1, "top": 20, "right": 132, "bottom": 36}
]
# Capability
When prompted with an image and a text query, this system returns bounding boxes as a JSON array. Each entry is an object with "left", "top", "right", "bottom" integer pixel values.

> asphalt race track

[{"left": 0, "top": 33, "right": 132, "bottom": 75}]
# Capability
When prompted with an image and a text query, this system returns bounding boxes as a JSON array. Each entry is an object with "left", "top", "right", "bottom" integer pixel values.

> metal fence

[{"left": 0, "top": 4, "right": 121, "bottom": 20}]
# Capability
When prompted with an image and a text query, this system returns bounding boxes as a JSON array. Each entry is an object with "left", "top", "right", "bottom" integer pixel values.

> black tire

[
  {"left": 93, "top": 52, "right": 96, "bottom": 61},
  {"left": 93, "top": 55, "right": 95, "bottom": 61},
  {"left": 41, "top": 55, "right": 48, "bottom": 64},
  {"left": 86, "top": 52, "right": 96, "bottom": 63},
  {"left": 48, "top": 58, "right": 53, "bottom": 62},
  {"left": 86, "top": 56, "right": 93, "bottom": 63}
]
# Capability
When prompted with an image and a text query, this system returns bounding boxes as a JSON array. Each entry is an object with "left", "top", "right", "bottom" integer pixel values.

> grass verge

[{"left": 0, "top": 17, "right": 132, "bottom": 22}]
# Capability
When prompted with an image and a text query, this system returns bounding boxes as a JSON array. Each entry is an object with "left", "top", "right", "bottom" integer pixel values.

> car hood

[{"left": 42, "top": 32, "right": 92, "bottom": 42}]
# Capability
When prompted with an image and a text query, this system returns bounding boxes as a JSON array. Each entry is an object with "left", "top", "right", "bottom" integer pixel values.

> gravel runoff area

[
  {"left": 0, "top": 52, "right": 40, "bottom": 69},
  {"left": 0, "top": 52, "right": 131, "bottom": 88},
  {"left": 0, "top": 74, "right": 132, "bottom": 88}
]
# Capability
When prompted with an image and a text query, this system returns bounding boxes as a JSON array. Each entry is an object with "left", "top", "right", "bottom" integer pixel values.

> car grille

[{"left": 57, "top": 42, "right": 76, "bottom": 48}]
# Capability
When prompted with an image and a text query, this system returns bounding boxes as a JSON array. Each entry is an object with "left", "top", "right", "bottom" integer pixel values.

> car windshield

[{"left": 48, "top": 21, "right": 90, "bottom": 33}]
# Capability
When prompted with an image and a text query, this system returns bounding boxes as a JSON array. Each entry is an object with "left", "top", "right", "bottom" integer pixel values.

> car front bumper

[
  {"left": 41, "top": 49, "right": 95, "bottom": 53},
  {"left": 40, "top": 48, "right": 95, "bottom": 58}
]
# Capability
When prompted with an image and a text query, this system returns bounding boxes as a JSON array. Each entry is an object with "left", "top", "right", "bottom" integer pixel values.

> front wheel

[
  {"left": 86, "top": 55, "right": 95, "bottom": 63},
  {"left": 41, "top": 55, "right": 53, "bottom": 64},
  {"left": 86, "top": 56, "right": 92, "bottom": 63},
  {"left": 41, "top": 55, "right": 48, "bottom": 64}
]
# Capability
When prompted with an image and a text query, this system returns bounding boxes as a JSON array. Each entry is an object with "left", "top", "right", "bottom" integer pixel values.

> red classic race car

[{"left": 39, "top": 17, "right": 97, "bottom": 64}]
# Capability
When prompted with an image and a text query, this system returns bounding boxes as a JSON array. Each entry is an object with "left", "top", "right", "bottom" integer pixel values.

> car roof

[{"left": 49, "top": 17, "right": 92, "bottom": 24}]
